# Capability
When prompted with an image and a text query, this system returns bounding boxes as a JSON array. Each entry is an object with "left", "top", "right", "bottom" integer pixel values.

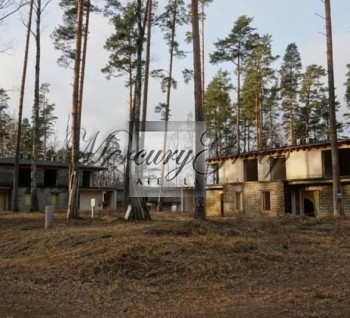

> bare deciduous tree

[{"left": 0, "top": 0, "right": 26, "bottom": 24}]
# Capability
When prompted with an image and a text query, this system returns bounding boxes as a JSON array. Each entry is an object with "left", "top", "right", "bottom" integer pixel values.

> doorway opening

[{"left": 303, "top": 198, "right": 315, "bottom": 217}]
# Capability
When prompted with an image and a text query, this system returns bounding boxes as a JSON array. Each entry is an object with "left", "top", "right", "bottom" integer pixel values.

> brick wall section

[
  {"left": 318, "top": 185, "right": 333, "bottom": 216},
  {"left": 318, "top": 184, "right": 350, "bottom": 217},
  {"left": 342, "top": 185, "right": 350, "bottom": 215},
  {"left": 19, "top": 187, "right": 68, "bottom": 211},
  {"left": 285, "top": 184, "right": 350, "bottom": 217},
  {"left": 224, "top": 181, "right": 285, "bottom": 216}
]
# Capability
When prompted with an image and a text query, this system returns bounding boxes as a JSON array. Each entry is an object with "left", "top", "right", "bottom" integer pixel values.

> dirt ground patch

[{"left": 0, "top": 211, "right": 350, "bottom": 317}]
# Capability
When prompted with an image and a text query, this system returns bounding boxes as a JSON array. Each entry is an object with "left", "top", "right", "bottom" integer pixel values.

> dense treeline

[
  {"left": 1, "top": 1, "right": 350, "bottom": 164},
  {"left": 206, "top": 16, "right": 350, "bottom": 157}
]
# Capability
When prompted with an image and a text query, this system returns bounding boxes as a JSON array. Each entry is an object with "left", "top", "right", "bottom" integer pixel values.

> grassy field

[{"left": 0, "top": 211, "right": 350, "bottom": 317}]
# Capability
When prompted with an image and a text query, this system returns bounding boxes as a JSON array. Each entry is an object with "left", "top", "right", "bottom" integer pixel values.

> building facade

[
  {"left": 0, "top": 157, "right": 116, "bottom": 212},
  {"left": 206, "top": 139, "right": 350, "bottom": 217}
]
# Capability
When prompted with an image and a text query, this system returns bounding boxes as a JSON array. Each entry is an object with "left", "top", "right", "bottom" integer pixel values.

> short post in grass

[
  {"left": 91, "top": 198, "right": 96, "bottom": 218},
  {"left": 45, "top": 206, "right": 54, "bottom": 229}
]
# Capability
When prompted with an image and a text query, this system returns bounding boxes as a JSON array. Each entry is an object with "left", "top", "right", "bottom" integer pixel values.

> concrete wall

[
  {"left": 216, "top": 148, "right": 326, "bottom": 184},
  {"left": 0, "top": 165, "right": 106, "bottom": 211},
  {"left": 219, "top": 159, "right": 244, "bottom": 183},
  {"left": 80, "top": 190, "right": 103, "bottom": 211},
  {"left": 258, "top": 156, "right": 272, "bottom": 181},
  {"left": 79, "top": 190, "right": 117, "bottom": 212},
  {"left": 210, "top": 144, "right": 350, "bottom": 217},
  {"left": 286, "top": 149, "right": 322, "bottom": 180}
]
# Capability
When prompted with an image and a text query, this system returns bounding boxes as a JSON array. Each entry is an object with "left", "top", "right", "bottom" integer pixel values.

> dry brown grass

[{"left": 1, "top": 211, "right": 350, "bottom": 317}]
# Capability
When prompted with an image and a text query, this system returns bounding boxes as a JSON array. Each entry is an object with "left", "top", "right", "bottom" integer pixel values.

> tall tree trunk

[
  {"left": 157, "top": 0, "right": 178, "bottom": 212},
  {"left": 123, "top": 65, "right": 134, "bottom": 210},
  {"left": 200, "top": 1, "right": 205, "bottom": 104},
  {"left": 255, "top": 94, "right": 262, "bottom": 150},
  {"left": 139, "top": 0, "right": 152, "bottom": 189},
  {"left": 269, "top": 105, "right": 273, "bottom": 146},
  {"left": 243, "top": 121, "right": 247, "bottom": 152},
  {"left": 12, "top": 0, "right": 34, "bottom": 212},
  {"left": 127, "top": 0, "right": 150, "bottom": 220},
  {"left": 236, "top": 58, "right": 241, "bottom": 153},
  {"left": 290, "top": 107, "right": 294, "bottom": 144},
  {"left": 43, "top": 101, "right": 47, "bottom": 159},
  {"left": 30, "top": 0, "right": 41, "bottom": 211},
  {"left": 141, "top": 0, "right": 152, "bottom": 133},
  {"left": 67, "top": 0, "right": 84, "bottom": 219},
  {"left": 325, "top": 0, "right": 344, "bottom": 216},
  {"left": 191, "top": 0, "right": 205, "bottom": 220},
  {"left": 78, "top": 1, "right": 90, "bottom": 129}
]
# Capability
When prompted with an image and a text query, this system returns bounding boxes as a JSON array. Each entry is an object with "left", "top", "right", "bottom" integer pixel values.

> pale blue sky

[{"left": 0, "top": 0, "right": 349, "bottom": 149}]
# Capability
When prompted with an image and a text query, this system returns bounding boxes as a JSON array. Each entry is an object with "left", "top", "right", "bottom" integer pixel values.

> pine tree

[
  {"left": 204, "top": 70, "right": 232, "bottom": 158},
  {"left": 153, "top": 0, "right": 188, "bottom": 120},
  {"left": 241, "top": 34, "right": 278, "bottom": 150},
  {"left": 263, "top": 80, "right": 281, "bottom": 147},
  {"left": 21, "top": 118, "right": 33, "bottom": 154},
  {"left": 210, "top": 15, "right": 256, "bottom": 153},
  {"left": 30, "top": 0, "right": 47, "bottom": 211},
  {"left": 324, "top": 0, "right": 343, "bottom": 216},
  {"left": 12, "top": 0, "right": 34, "bottom": 212},
  {"left": 67, "top": 0, "right": 84, "bottom": 219},
  {"left": 102, "top": 0, "right": 140, "bottom": 110},
  {"left": 50, "top": 0, "right": 77, "bottom": 68},
  {"left": 141, "top": 0, "right": 154, "bottom": 136},
  {"left": 311, "top": 97, "right": 343, "bottom": 141},
  {"left": 51, "top": 0, "right": 94, "bottom": 68},
  {"left": 296, "top": 64, "right": 327, "bottom": 141},
  {"left": 52, "top": 0, "right": 92, "bottom": 142},
  {"left": 154, "top": 0, "right": 188, "bottom": 211},
  {"left": 191, "top": 0, "right": 205, "bottom": 220},
  {"left": 279, "top": 43, "right": 302, "bottom": 145},
  {"left": 103, "top": 0, "right": 151, "bottom": 219},
  {"left": 199, "top": 0, "right": 213, "bottom": 102},
  {"left": 241, "top": 75, "right": 255, "bottom": 152}
]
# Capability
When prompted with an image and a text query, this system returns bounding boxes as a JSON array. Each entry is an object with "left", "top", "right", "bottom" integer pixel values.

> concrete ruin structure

[
  {"left": 205, "top": 139, "right": 350, "bottom": 217},
  {"left": 0, "top": 157, "right": 116, "bottom": 212}
]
